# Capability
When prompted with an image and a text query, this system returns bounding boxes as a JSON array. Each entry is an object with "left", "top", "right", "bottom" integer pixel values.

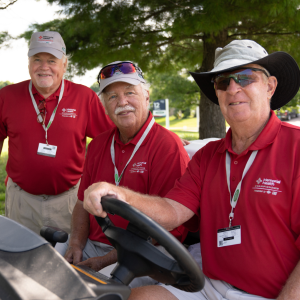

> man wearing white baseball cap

[
  {"left": 82, "top": 40, "right": 300, "bottom": 300},
  {"left": 56, "top": 60, "right": 190, "bottom": 288},
  {"left": 0, "top": 31, "right": 114, "bottom": 235}
]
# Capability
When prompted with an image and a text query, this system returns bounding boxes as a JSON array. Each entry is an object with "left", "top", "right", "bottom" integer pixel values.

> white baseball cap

[{"left": 28, "top": 31, "right": 66, "bottom": 59}]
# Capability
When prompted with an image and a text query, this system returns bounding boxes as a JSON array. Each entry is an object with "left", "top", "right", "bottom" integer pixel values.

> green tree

[
  {"left": 0, "top": 1, "right": 18, "bottom": 47},
  {"left": 147, "top": 70, "right": 199, "bottom": 111},
  {"left": 0, "top": 81, "right": 13, "bottom": 89},
  {"left": 21, "top": 0, "right": 300, "bottom": 138},
  {"left": 90, "top": 81, "right": 100, "bottom": 94},
  {"left": 0, "top": 0, "right": 18, "bottom": 9}
]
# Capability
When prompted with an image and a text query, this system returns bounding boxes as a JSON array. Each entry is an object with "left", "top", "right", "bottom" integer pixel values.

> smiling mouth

[
  {"left": 118, "top": 111, "right": 133, "bottom": 115},
  {"left": 38, "top": 74, "right": 52, "bottom": 78},
  {"left": 230, "top": 102, "right": 243, "bottom": 105}
]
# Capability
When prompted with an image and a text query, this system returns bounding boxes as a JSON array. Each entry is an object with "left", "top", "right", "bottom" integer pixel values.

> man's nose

[
  {"left": 118, "top": 94, "right": 128, "bottom": 105},
  {"left": 226, "top": 78, "right": 241, "bottom": 95},
  {"left": 40, "top": 61, "right": 50, "bottom": 69}
]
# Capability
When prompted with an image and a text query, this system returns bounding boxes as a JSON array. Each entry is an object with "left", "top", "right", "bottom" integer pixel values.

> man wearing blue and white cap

[
  {"left": 0, "top": 31, "right": 113, "bottom": 235},
  {"left": 56, "top": 60, "right": 190, "bottom": 288},
  {"left": 83, "top": 40, "right": 300, "bottom": 300}
]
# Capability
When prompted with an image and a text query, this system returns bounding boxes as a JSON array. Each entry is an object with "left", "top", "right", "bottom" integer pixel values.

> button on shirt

[
  {"left": 78, "top": 113, "right": 190, "bottom": 245},
  {"left": 166, "top": 111, "right": 300, "bottom": 298}
]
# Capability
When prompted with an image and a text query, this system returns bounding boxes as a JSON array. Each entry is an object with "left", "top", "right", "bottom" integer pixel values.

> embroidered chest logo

[
  {"left": 129, "top": 162, "right": 147, "bottom": 174},
  {"left": 60, "top": 108, "right": 77, "bottom": 118},
  {"left": 253, "top": 178, "right": 282, "bottom": 195}
]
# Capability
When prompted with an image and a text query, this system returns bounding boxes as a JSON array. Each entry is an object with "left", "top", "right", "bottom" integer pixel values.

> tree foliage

[
  {"left": 146, "top": 70, "right": 199, "bottom": 110},
  {"left": 90, "top": 81, "right": 100, "bottom": 94},
  {"left": 0, "top": 0, "right": 18, "bottom": 9},
  {"left": 0, "top": 81, "right": 13, "bottom": 90},
  {"left": 20, "top": 0, "right": 300, "bottom": 138},
  {"left": 0, "top": 31, "right": 11, "bottom": 48}
]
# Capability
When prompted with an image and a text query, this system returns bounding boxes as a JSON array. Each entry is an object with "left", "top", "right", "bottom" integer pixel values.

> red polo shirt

[
  {"left": 0, "top": 80, "right": 114, "bottom": 195},
  {"left": 166, "top": 111, "right": 300, "bottom": 298},
  {"left": 78, "top": 112, "right": 189, "bottom": 244}
]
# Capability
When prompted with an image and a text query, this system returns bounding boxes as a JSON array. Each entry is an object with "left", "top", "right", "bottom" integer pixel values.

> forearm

[
  {"left": 277, "top": 260, "right": 300, "bottom": 300},
  {"left": 69, "top": 200, "right": 90, "bottom": 249},
  {"left": 96, "top": 249, "right": 117, "bottom": 269},
  {"left": 83, "top": 182, "right": 194, "bottom": 231},
  {"left": 121, "top": 188, "right": 184, "bottom": 231}
]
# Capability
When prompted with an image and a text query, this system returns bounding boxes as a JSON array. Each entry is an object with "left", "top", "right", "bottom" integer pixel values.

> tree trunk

[{"left": 198, "top": 30, "right": 228, "bottom": 139}]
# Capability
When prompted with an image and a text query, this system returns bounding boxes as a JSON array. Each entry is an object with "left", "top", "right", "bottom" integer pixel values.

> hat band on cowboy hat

[
  {"left": 98, "top": 61, "right": 146, "bottom": 95},
  {"left": 190, "top": 39, "right": 300, "bottom": 110},
  {"left": 28, "top": 31, "right": 66, "bottom": 59}
]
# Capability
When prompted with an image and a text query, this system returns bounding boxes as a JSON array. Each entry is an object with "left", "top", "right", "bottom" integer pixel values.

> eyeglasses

[
  {"left": 97, "top": 62, "right": 144, "bottom": 84},
  {"left": 212, "top": 68, "right": 269, "bottom": 91},
  {"left": 37, "top": 100, "right": 46, "bottom": 125}
]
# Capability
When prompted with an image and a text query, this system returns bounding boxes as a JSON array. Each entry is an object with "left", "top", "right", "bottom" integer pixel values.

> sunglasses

[
  {"left": 97, "top": 62, "right": 144, "bottom": 84},
  {"left": 212, "top": 68, "right": 269, "bottom": 91},
  {"left": 37, "top": 100, "right": 46, "bottom": 125}
]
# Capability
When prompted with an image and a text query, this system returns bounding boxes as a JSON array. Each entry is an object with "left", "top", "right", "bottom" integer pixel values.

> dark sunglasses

[
  {"left": 212, "top": 68, "right": 269, "bottom": 91},
  {"left": 97, "top": 62, "right": 144, "bottom": 84},
  {"left": 37, "top": 100, "right": 46, "bottom": 125}
]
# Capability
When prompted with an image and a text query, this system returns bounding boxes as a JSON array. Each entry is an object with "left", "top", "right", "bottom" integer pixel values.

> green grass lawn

[
  {"left": 155, "top": 116, "right": 198, "bottom": 128},
  {"left": 155, "top": 116, "right": 199, "bottom": 140}
]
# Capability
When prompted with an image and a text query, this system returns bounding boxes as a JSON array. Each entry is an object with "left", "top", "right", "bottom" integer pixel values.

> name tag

[
  {"left": 217, "top": 225, "right": 241, "bottom": 247},
  {"left": 37, "top": 143, "right": 57, "bottom": 158}
]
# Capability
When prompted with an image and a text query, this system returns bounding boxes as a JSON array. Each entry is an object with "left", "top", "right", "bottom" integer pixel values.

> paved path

[{"left": 284, "top": 116, "right": 300, "bottom": 127}]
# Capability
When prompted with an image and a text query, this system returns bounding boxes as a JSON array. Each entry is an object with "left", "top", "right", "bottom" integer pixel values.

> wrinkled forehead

[{"left": 103, "top": 82, "right": 139, "bottom": 94}]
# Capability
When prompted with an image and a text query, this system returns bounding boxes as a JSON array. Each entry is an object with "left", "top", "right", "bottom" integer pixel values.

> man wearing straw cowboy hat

[{"left": 82, "top": 40, "right": 300, "bottom": 300}]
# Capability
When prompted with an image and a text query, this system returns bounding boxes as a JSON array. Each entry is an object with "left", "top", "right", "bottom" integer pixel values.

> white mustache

[{"left": 115, "top": 105, "right": 136, "bottom": 115}]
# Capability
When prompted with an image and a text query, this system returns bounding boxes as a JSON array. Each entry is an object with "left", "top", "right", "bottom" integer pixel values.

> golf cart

[{"left": 0, "top": 196, "right": 205, "bottom": 300}]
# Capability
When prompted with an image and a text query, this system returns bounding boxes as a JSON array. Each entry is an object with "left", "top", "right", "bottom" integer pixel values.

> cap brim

[
  {"left": 28, "top": 48, "right": 64, "bottom": 59},
  {"left": 190, "top": 52, "right": 300, "bottom": 110},
  {"left": 99, "top": 76, "right": 145, "bottom": 94}
]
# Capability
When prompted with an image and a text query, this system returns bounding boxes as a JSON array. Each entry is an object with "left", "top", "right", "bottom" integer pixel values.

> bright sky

[{"left": 0, "top": 0, "right": 98, "bottom": 87}]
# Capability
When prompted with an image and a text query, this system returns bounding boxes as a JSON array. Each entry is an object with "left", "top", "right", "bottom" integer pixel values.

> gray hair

[{"left": 99, "top": 82, "right": 151, "bottom": 106}]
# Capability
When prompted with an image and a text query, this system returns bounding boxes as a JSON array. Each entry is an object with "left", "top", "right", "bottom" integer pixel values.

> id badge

[
  {"left": 217, "top": 225, "right": 241, "bottom": 247},
  {"left": 37, "top": 143, "right": 57, "bottom": 158}
]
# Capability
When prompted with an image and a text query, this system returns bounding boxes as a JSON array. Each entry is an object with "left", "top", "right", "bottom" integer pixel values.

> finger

[
  {"left": 72, "top": 251, "right": 83, "bottom": 265},
  {"left": 64, "top": 250, "right": 74, "bottom": 263}
]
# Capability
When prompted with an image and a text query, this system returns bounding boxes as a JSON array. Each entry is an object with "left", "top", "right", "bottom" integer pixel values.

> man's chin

[{"left": 35, "top": 80, "right": 54, "bottom": 88}]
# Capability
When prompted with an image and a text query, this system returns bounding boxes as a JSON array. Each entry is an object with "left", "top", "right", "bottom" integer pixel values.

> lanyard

[
  {"left": 29, "top": 80, "right": 64, "bottom": 145},
  {"left": 226, "top": 150, "right": 258, "bottom": 227},
  {"left": 111, "top": 117, "right": 155, "bottom": 186}
]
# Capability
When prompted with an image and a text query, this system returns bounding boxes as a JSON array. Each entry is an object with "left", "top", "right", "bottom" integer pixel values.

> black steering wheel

[{"left": 95, "top": 196, "right": 205, "bottom": 293}]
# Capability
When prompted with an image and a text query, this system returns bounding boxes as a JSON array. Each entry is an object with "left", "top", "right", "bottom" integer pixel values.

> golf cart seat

[{"left": 0, "top": 216, "right": 130, "bottom": 300}]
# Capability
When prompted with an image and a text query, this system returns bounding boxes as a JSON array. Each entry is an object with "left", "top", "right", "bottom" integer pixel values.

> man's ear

[
  {"left": 145, "top": 89, "right": 150, "bottom": 104},
  {"left": 267, "top": 76, "right": 278, "bottom": 100},
  {"left": 63, "top": 59, "right": 68, "bottom": 73}
]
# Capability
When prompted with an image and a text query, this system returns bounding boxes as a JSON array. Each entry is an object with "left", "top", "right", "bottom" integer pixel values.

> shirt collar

[
  {"left": 114, "top": 111, "right": 154, "bottom": 146},
  {"left": 31, "top": 81, "right": 63, "bottom": 102},
  {"left": 218, "top": 110, "right": 281, "bottom": 155}
]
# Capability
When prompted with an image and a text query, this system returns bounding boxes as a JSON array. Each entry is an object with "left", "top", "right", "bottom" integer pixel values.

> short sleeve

[
  {"left": 165, "top": 148, "right": 205, "bottom": 230},
  {"left": 148, "top": 135, "right": 190, "bottom": 197},
  {"left": 78, "top": 143, "right": 92, "bottom": 201},
  {"left": 85, "top": 91, "right": 114, "bottom": 138}
]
